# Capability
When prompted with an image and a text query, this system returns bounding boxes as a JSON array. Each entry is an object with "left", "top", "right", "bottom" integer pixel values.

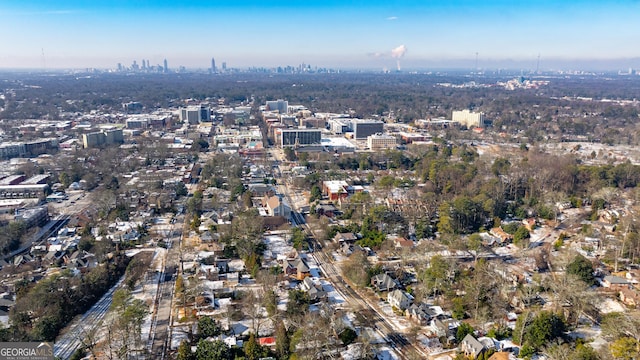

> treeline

[
  {"left": 310, "top": 144, "right": 640, "bottom": 237},
  {"left": 3, "top": 72, "right": 640, "bottom": 144},
  {"left": 0, "top": 221, "right": 29, "bottom": 255},
  {"left": 0, "top": 252, "right": 131, "bottom": 342}
]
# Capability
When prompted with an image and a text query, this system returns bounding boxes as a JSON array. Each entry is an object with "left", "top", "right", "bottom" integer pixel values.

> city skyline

[{"left": 1, "top": 0, "right": 640, "bottom": 71}]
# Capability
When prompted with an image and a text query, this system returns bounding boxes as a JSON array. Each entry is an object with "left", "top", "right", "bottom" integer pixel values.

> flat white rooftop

[{"left": 320, "top": 137, "right": 355, "bottom": 148}]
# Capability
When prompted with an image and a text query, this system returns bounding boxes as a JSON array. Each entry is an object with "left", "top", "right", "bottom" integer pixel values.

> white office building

[{"left": 452, "top": 110, "right": 485, "bottom": 128}]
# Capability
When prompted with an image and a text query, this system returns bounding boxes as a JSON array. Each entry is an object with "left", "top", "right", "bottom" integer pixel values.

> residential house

[
  {"left": 427, "top": 318, "right": 449, "bottom": 338},
  {"left": 394, "top": 237, "right": 414, "bottom": 249},
  {"left": 301, "top": 277, "right": 327, "bottom": 302},
  {"left": 479, "top": 233, "right": 499, "bottom": 247},
  {"left": 258, "top": 337, "right": 276, "bottom": 347},
  {"left": 387, "top": 289, "right": 413, "bottom": 311},
  {"left": 370, "top": 273, "right": 397, "bottom": 292},
  {"left": 285, "top": 257, "right": 311, "bottom": 281},
  {"left": 247, "top": 183, "right": 275, "bottom": 197},
  {"left": 490, "top": 227, "right": 512, "bottom": 244},
  {"left": 406, "top": 303, "right": 433, "bottom": 325},
  {"left": 13, "top": 254, "right": 33, "bottom": 267},
  {"left": 478, "top": 337, "right": 497, "bottom": 352},
  {"left": 225, "top": 272, "right": 239, "bottom": 286},
  {"left": 322, "top": 180, "right": 349, "bottom": 201},
  {"left": 43, "top": 250, "right": 66, "bottom": 265},
  {"left": 67, "top": 250, "right": 97, "bottom": 271},
  {"left": 315, "top": 203, "right": 338, "bottom": 218},
  {"left": 301, "top": 276, "right": 315, "bottom": 291},
  {"left": 262, "top": 195, "right": 291, "bottom": 219},
  {"left": 334, "top": 232, "right": 358, "bottom": 244},
  {"left": 406, "top": 303, "right": 445, "bottom": 325},
  {"left": 488, "top": 352, "right": 512, "bottom": 360},
  {"left": 461, "top": 334, "right": 485, "bottom": 359},
  {"left": 215, "top": 259, "right": 230, "bottom": 273},
  {"left": 339, "top": 243, "right": 354, "bottom": 256},
  {"left": 200, "top": 265, "right": 220, "bottom": 281},
  {"left": 603, "top": 275, "right": 630, "bottom": 290}
]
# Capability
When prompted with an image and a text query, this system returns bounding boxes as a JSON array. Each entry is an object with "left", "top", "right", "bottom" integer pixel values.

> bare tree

[
  {"left": 242, "top": 288, "right": 268, "bottom": 336},
  {"left": 541, "top": 340, "right": 572, "bottom": 360},
  {"left": 546, "top": 273, "right": 599, "bottom": 327},
  {"left": 79, "top": 324, "right": 101, "bottom": 359}
]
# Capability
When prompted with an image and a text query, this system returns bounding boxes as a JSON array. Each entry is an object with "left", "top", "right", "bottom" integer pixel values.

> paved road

[
  {"left": 310, "top": 238, "right": 424, "bottom": 359},
  {"left": 272, "top": 163, "right": 425, "bottom": 357},
  {"left": 54, "top": 277, "right": 125, "bottom": 359}
]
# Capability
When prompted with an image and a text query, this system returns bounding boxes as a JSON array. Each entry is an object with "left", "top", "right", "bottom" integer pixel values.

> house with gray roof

[
  {"left": 301, "top": 277, "right": 327, "bottom": 302},
  {"left": 387, "top": 289, "right": 413, "bottom": 311},
  {"left": 461, "top": 333, "right": 485, "bottom": 359},
  {"left": 285, "top": 256, "right": 311, "bottom": 281},
  {"left": 371, "top": 273, "right": 397, "bottom": 292}
]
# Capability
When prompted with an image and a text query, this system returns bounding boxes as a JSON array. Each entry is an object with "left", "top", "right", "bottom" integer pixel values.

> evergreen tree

[
  {"left": 566, "top": 255, "right": 596, "bottom": 286},
  {"left": 275, "top": 320, "right": 290, "bottom": 359}
]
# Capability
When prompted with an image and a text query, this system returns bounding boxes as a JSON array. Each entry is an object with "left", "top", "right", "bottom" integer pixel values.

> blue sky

[{"left": 1, "top": 0, "right": 639, "bottom": 70}]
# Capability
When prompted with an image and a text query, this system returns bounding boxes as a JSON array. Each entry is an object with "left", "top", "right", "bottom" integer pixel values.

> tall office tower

[
  {"left": 132, "top": 60, "right": 139, "bottom": 70},
  {"left": 211, "top": 57, "right": 216, "bottom": 73},
  {"left": 279, "top": 129, "right": 322, "bottom": 147},
  {"left": 141, "top": 59, "right": 146, "bottom": 69},
  {"left": 222, "top": 62, "right": 227, "bottom": 71},
  {"left": 351, "top": 119, "right": 384, "bottom": 139},
  {"left": 163, "top": 59, "right": 168, "bottom": 73},
  {"left": 117, "top": 63, "right": 123, "bottom": 71},
  {"left": 452, "top": 109, "right": 485, "bottom": 128},
  {"left": 265, "top": 99, "right": 289, "bottom": 114}
]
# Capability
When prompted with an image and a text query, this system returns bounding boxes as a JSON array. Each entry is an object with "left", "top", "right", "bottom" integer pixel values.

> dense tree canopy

[{"left": 566, "top": 255, "right": 596, "bottom": 286}]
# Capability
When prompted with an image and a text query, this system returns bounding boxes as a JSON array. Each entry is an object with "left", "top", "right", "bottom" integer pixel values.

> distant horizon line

[
  {"left": 0, "top": 65, "right": 638, "bottom": 74},
  {"left": 2, "top": 55, "right": 640, "bottom": 72},
  {"left": 2, "top": 56, "right": 640, "bottom": 73}
]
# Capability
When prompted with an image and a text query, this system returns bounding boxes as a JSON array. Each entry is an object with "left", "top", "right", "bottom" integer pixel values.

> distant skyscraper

[
  {"left": 222, "top": 62, "right": 227, "bottom": 71},
  {"left": 163, "top": 59, "right": 168, "bottom": 73},
  {"left": 211, "top": 57, "right": 216, "bottom": 73},
  {"left": 141, "top": 59, "right": 146, "bottom": 69}
]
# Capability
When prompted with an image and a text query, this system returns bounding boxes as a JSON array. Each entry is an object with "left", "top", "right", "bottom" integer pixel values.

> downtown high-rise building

[
  {"left": 163, "top": 59, "right": 168, "bottom": 73},
  {"left": 211, "top": 57, "right": 216, "bottom": 73}
]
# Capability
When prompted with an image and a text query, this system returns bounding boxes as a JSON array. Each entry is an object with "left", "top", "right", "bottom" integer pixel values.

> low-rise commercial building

[{"left": 367, "top": 133, "right": 397, "bottom": 150}]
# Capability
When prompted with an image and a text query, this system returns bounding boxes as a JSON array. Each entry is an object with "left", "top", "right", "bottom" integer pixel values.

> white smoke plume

[
  {"left": 391, "top": 45, "right": 407, "bottom": 70},
  {"left": 391, "top": 45, "right": 407, "bottom": 58},
  {"left": 367, "top": 45, "right": 408, "bottom": 71}
]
